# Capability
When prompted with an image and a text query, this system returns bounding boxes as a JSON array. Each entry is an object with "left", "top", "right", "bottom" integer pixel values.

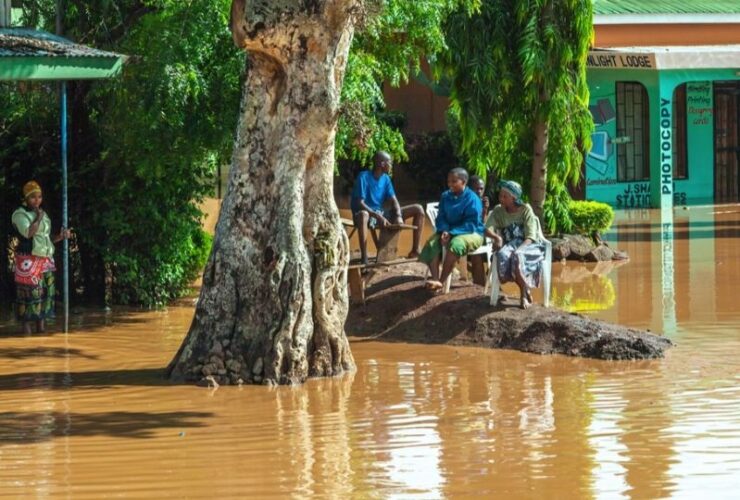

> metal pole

[{"left": 61, "top": 82, "right": 69, "bottom": 333}]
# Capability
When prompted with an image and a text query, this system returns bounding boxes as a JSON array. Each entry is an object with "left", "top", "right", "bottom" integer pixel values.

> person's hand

[
  {"left": 491, "top": 233, "right": 503, "bottom": 250},
  {"left": 34, "top": 208, "right": 45, "bottom": 221},
  {"left": 54, "top": 227, "right": 73, "bottom": 242},
  {"left": 376, "top": 214, "right": 390, "bottom": 228},
  {"left": 440, "top": 231, "right": 451, "bottom": 246}
]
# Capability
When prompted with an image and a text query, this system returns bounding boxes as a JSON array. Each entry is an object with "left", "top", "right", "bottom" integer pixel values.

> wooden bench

[
  {"left": 342, "top": 217, "right": 418, "bottom": 305},
  {"left": 346, "top": 257, "right": 417, "bottom": 306}
]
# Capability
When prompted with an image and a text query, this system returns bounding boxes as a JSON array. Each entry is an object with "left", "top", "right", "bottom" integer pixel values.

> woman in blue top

[{"left": 419, "top": 168, "right": 484, "bottom": 291}]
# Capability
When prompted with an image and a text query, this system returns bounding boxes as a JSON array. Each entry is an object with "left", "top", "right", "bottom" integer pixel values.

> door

[{"left": 714, "top": 82, "right": 740, "bottom": 203}]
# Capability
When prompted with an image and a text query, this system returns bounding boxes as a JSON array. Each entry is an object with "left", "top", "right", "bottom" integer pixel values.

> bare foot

[
  {"left": 426, "top": 280, "right": 443, "bottom": 291},
  {"left": 520, "top": 295, "right": 531, "bottom": 310},
  {"left": 407, "top": 250, "right": 420, "bottom": 259},
  {"left": 520, "top": 287, "right": 533, "bottom": 310}
]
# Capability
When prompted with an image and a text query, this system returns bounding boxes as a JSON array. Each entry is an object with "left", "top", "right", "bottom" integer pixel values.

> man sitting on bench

[{"left": 351, "top": 151, "right": 424, "bottom": 265}]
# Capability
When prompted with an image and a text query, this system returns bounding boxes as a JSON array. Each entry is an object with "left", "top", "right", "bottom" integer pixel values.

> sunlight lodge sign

[{"left": 587, "top": 52, "right": 656, "bottom": 70}]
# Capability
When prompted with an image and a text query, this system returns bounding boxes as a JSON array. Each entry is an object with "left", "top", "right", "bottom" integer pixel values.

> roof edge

[{"left": 595, "top": 13, "right": 740, "bottom": 25}]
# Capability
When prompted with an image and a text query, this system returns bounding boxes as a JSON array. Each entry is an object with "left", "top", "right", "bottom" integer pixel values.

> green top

[
  {"left": 594, "top": 0, "right": 740, "bottom": 15},
  {"left": 12, "top": 207, "right": 55, "bottom": 258},
  {"left": 485, "top": 204, "right": 540, "bottom": 243}
]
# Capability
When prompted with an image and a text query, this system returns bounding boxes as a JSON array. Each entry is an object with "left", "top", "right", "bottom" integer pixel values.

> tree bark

[
  {"left": 167, "top": 0, "right": 359, "bottom": 385},
  {"left": 530, "top": 86, "right": 549, "bottom": 219}
]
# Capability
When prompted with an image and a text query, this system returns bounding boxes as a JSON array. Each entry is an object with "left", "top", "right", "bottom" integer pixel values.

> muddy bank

[{"left": 346, "top": 263, "right": 672, "bottom": 360}]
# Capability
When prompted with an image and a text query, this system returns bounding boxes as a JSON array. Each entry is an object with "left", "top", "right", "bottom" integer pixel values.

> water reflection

[{"left": 0, "top": 207, "right": 738, "bottom": 496}]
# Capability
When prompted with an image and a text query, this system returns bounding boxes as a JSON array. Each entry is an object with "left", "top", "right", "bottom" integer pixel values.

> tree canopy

[{"left": 439, "top": 0, "right": 594, "bottom": 232}]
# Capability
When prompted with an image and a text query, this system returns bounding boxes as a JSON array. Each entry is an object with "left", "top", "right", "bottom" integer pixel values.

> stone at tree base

[
  {"left": 550, "top": 237, "right": 571, "bottom": 260},
  {"left": 562, "top": 234, "right": 596, "bottom": 259},
  {"left": 586, "top": 244, "right": 615, "bottom": 262},
  {"left": 346, "top": 262, "right": 672, "bottom": 361}
]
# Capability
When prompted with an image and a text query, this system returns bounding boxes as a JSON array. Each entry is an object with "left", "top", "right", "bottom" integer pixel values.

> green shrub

[{"left": 568, "top": 200, "right": 614, "bottom": 236}]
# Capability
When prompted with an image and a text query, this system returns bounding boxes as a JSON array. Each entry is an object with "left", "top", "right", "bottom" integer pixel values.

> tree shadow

[
  {"left": 0, "top": 346, "right": 98, "bottom": 360},
  {"left": 0, "top": 367, "right": 168, "bottom": 391},
  {"left": 0, "top": 306, "right": 183, "bottom": 338},
  {"left": 0, "top": 410, "right": 213, "bottom": 445}
]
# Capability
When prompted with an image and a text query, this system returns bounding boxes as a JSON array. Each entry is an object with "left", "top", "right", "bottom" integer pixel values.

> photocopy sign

[
  {"left": 587, "top": 52, "right": 656, "bottom": 70},
  {"left": 660, "top": 97, "right": 672, "bottom": 197}
]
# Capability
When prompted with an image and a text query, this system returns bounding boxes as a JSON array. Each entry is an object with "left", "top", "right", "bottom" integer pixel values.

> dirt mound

[{"left": 346, "top": 262, "right": 672, "bottom": 360}]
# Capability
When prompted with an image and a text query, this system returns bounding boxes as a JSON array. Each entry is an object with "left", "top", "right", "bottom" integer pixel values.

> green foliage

[
  {"left": 337, "top": 0, "right": 480, "bottom": 168},
  {"left": 2, "top": 0, "right": 241, "bottom": 307},
  {"left": 2, "top": 0, "right": 481, "bottom": 305},
  {"left": 399, "top": 132, "right": 461, "bottom": 200},
  {"left": 438, "top": 0, "right": 594, "bottom": 230},
  {"left": 568, "top": 200, "right": 614, "bottom": 236}
]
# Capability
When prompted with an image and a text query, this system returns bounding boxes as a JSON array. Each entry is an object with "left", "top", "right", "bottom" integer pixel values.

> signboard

[{"left": 587, "top": 52, "right": 656, "bottom": 70}]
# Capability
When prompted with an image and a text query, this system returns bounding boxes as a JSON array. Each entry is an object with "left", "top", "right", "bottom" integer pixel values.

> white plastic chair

[
  {"left": 486, "top": 216, "right": 551, "bottom": 307},
  {"left": 425, "top": 202, "right": 492, "bottom": 293}
]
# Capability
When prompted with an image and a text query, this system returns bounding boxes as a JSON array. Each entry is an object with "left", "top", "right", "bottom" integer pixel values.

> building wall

[{"left": 595, "top": 24, "right": 740, "bottom": 47}]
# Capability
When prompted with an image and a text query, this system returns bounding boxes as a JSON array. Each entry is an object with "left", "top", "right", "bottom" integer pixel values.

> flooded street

[{"left": 0, "top": 206, "right": 738, "bottom": 498}]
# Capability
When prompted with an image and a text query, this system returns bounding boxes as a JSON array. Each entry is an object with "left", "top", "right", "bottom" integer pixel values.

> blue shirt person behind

[{"left": 350, "top": 151, "right": 425, "bottom": 265}]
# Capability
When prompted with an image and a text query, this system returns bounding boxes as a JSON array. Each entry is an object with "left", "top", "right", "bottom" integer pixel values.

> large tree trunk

[{"left": 167, "top": 0, "right": 359, "bottom": 385}]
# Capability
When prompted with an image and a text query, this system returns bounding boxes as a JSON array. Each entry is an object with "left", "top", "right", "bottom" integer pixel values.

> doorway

[{"left": 714, "top": 81, "right": 740, "bottom": 203}]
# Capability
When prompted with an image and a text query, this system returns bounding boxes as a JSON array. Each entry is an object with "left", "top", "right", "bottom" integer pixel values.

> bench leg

[
  {"left": 347, "top": 268, "right": 365, "bottom": 305},
  {"left": 470, "top": 255, "right": 486, "bottom": 286}
]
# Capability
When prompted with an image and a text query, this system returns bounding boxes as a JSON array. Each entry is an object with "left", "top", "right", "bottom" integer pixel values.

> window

[
  {"left": 616, "top": 82, "right": 650, "bottom": 181},
  {"left": 673, "top": 84, "right": 688, "bottom": 179}
]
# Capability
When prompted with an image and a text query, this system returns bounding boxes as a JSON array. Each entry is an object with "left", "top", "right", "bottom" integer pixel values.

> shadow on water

[
  {"left": 0, "top": 368, "right": 168, "bottom": 391},
  {"left": 0, "top": 347, "right": 98, "bottom": 360},
  {"left": 0, "top": 306, "right": 182, "bottom": 339},
  {"left": 0, "top": 410, "right": 213, "bottom": 444}
]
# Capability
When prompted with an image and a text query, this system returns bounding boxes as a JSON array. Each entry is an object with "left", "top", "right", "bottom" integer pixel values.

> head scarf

[
  {"left": 23, "top": 181, "right": 42, "bottom": 200},
  {"left": 498, "top": 180, "right": 523, "bottom": 206}
]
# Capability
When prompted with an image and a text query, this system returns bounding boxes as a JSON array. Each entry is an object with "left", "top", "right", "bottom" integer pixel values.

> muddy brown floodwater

[{"left": 1, "top": 206, "right": 738, "bottom": 497}]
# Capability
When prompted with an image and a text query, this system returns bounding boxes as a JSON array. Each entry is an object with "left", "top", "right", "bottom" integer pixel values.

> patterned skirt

[
  {"left": 15, "top": 260, "right": 56, "bottom": 322},
  {"left": 495, "top": 238, "right": 546, "bottom": 289}
]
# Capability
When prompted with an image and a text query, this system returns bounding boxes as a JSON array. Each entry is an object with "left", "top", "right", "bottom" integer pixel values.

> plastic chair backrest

[{"left": 426, "top": 202, "right": 439, "bottom": 230}]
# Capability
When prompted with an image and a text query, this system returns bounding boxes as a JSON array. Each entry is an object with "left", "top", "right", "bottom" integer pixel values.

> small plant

[{"left": 568, "top": 200, "right": 614, "bottom": 237}]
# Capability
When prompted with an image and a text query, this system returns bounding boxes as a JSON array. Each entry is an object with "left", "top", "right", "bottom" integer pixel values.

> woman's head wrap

[
  {"left": 23, "top": 181, "right": 42, "bottom": 199},
  {"left": 498, "top": 180, "right": 523, "bottom": 206}
]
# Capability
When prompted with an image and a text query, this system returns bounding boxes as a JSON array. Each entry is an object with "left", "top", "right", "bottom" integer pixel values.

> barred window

[{"left": 616, "top": 82, "right": 650, "bottom": 181}]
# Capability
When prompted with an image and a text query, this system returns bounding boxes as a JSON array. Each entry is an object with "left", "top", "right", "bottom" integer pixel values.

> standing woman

[
  {"left": 485, "top": 180, "right": 546, "bottom": 309},
  {"left": 11, "top": 181, "right": 71, "bottom": 334}
]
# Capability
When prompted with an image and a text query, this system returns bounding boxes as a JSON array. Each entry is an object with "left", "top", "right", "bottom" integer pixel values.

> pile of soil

[{"left": 346, "top": 262, "right": 672, "bottom": 360}]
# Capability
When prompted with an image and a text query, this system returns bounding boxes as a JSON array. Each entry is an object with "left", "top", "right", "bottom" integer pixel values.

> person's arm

[
  {"left": 53, "top": 227, "right": 72, "bottom": 243},
  {"left": 516, "top": 206, "right": 537, "bottom": 251},
  {"left": 484, "top": 209, "right": 503, "bottom": 249},
  {"left": 13, "top": 209, "right": 44, "bottom": 239},
  {"left": 389, "top": 196, "right": 403, "bottom": 224},
  {"left": 435, "top": 196, "right": 450, "bottom": 234}
]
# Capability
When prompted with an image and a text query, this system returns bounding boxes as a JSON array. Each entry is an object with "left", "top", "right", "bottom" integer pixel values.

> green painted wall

[{"left": 585, "top": 66, "right": 739, "bottom": 208}]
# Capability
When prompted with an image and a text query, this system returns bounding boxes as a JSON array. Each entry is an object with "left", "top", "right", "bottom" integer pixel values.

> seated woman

[
  {"left": 485, "top": 180, "right": 546, "bottom": 309},
  {"left": 420, "top": 168, "right": 484, "bottom": 291}
]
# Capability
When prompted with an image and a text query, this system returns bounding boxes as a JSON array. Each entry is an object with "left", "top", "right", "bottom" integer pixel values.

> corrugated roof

[
  {"left": 594, "top": 0, "right": 740, "bottom": 15},
  {"left": 0, "top": 28, "right": 122, "bottom": 58}
]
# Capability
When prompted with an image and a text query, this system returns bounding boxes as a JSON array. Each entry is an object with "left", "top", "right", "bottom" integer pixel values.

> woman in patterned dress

[
  {"left": 12, "top": 181, "right": 71, "bottom": 334},
  {"left": 484, "top": 180, "right": 546, "bottom": 309}
]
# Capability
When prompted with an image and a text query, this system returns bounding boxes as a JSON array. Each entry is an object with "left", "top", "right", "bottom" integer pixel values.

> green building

[{"left": 584, "top": 1, "right": 740, "bottom": 208}]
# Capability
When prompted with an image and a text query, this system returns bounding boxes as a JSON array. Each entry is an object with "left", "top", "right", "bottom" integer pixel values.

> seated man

[
  {"left": 419, "top": 167, "right": 484, "bottom": 291},
  {"left": 351, "top": 151, "right": 424, "bottom": 265}
]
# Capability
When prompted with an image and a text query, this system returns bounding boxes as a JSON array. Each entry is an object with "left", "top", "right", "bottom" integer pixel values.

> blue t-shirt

[
  {"left": 351, "top": 170, "right": 396, "bottom": 213},
  {"left": 435, "top": 187, "right": 484, "bottom": 236}
]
